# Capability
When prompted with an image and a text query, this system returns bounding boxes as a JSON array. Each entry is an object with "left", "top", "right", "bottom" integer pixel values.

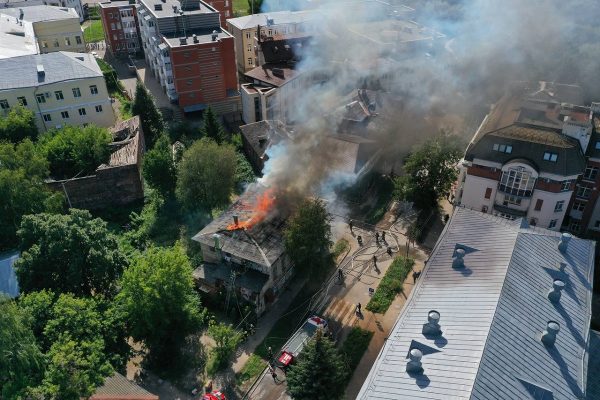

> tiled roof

[
  {"left": 358, "top": 207, "right": 595, "bottom": 400},
  {"left": 91, "top": 372, "right": 158, "bottom": 400},
  {"left": 0, "top": 52, "right": 102, "bottom": 90}
]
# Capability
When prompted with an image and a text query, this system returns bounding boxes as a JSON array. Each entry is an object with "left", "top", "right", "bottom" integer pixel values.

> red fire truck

[{"left": 275, "top": 315, "right": 329, "bottom": 369}]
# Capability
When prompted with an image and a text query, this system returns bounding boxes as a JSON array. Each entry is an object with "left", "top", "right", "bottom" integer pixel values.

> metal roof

[
  {"left": 90, "top": 372, "right": 158, "bottom": 400},
  {"left": 0, "top": 51, "right": 102, "bottom": 90},
  {"left": 0, "top": 5, "right": 79, "bottom": 22},
  {"left": 226, "top": 10, "right": 317, "bottom": 30},
  {"left": 357, "top": 207, "right": 595, "bottom": 400}
]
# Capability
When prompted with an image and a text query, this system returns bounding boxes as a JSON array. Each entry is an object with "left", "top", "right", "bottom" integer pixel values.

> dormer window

[{"left": 543, "top": 151, "right": 558, "bottom": 162}]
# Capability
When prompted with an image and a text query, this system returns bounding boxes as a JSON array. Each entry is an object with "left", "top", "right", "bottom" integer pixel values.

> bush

[
  {"left": 236, "top": 354, "right": 265, "bottom": 386},
  {"left": 366, "top": 257, "right": 414, "bottom": 314},
  {"left": 340, "top": 327, "right": 373, "bottom": 371},
  {"left": 332, "top": 238, "right": 350, "bottom": 259}
]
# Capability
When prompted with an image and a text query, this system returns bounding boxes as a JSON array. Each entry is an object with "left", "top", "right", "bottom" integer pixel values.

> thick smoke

[{"left": 256, "top": 0, "right": 600, "bottom": 210}]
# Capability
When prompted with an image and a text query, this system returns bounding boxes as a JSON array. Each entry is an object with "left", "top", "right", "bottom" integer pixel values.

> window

[
  {"left": 499, "top": 167, "right": 535, "bottom": 196},
  {"left": 268, "top": 29, "right": 272, "bottom": 35},
  {"left": 111, "top": 22, "right": 116, "bottom": 30},
  {"left": 503, "top": 194, "right": 521, "bottom": 206},
  {"left": 543, "top": 151, "right": 558, "bottom": 162},
  {"left": 594, "top": 220, "right": 600, "bottom": 229},
  {"left": 90, "top": 85, "right": 98, "bottom": 95},
  {"left": 247, "top": 57, "right": 253, "bottom": 66},
  {"left": 493, "top": 143, "right": 512, "bottom": 153},
  {"left": 245, "top": 32, "right": 251, "bottom": 39},
  {"left": 55, "top": 90, "right": 64, "bottom": 100},
  {"left": 116, "top": 23, "right": 122, "bottom": 29},
  {"left": 247, "top": 43, "right": 252, "bottom": 52},
  {"left": 577, "top": 185, "right": 591, "bottom": 199},
  {"left": 78, "top": 107, "right": 86, "bottom": 116},
  {"left": 549, "top": 219, "right": 558, "bottom": 229},
  {"left": 534, "top": 199, "right": 543, "bottom": 211},
  {"left": 572, "top": 201, "right": 586, "bottom": 212},
  {"left": 95, "top": 105, "right": 103, "bottom": 112},
  {"left": 113, "top": 34, "right": 118, "bottom": 41},
  {"left": 36, "top": 94, "right": 46, "bottom": 103},
  {"left": 554, "top": 200, "right": 564, "bottom": 212},
  {"left": 0, "top": 99, "right": 9, "bottom": 110},
  {"left": 42, "top": 41, "right": 48, "bottom": 48},
  {"left": 569, "top": 219, "right": 581, "bottom": 233},
  {"left": 484, "top": 188, "right": 492, "bottom": 199},
  {"left": 584, "top": 166, "right": 598, "bottom": 181},
  {"left": 43, "top": 113, "right": 51, "bottom": 122},
  {"left": 108, "top": 12, "right": 113, "bottom": 18},
  {"left": 61, "top": 111, "right": 69, "bottom": 119},
  {"left": 75, "top": 35, "right": 82, "bottom": 45},
  {"left": 53, "top": 39, "right": 59, "bottom": 47},
  {"left": 225, "top": 10, "right": 229, "bottom": 17},
  {"left": 17, "top": 96, "right": 27, "bottom": 106},
  {"left": 561, "top": 181, "right": 571, "bottom": 191},
  {"left": 72, "top": 87, "right": 81, "bottom": 98},
  {"left": 65, "top": 37, "right": 71, "bottom": 46},
  {"left": 596, "top": 141, "right": 600, "bottom": 150}
]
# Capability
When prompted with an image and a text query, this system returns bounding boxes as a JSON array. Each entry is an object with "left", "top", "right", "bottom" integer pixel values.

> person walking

[
  {"left": 356, "top": 302, "right": 362, "bottom": 315},
  {"left": 271, "top": 370, "right": 279, "bottom": 382},
  {"left": 387, "top": 246, "right": 392, "bottom": 257},
  {"left": 375, "top": 231, "right": 380, "bottom": 243},
  {"left": 338, "top": 268, "right": 344, "bottom": 282},
  {"left": 349, "top": 219, "right": 354, "bottom": 233},
  {"left": 381, "top": 231, "right": 386, "bottom": 242},
  {"left": 267, "top": 346, "right": 273, "bottom": 360}
]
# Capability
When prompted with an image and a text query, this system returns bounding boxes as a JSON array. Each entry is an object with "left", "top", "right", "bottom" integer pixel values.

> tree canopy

[
  {"left": 247, "top": 0, "right": 263, "bottom": 14},
  {"left": 284, "top": 198, "right": 333, "bottom": 277},
  {"left": 176, "top": 138, "right": 237, "bottom": 210},
  {"left": 286, "top": 330, "right": 348, "bottom": 400},
  {"left": 39, "top": 124, "right": 112, "bottom": 179},
  {"left": 116, "top": 245, "right": 206, "bottom": 368},
  {"left": 200, "top": 106, "right": 228, "bottom": 143},
  {"left": 15, "top": 209, "right": 126, "bottom": 297},
  {"left": 142, "top": 134, "right": 176, "bottom": 195},
  {"left": 0, "top": 105, "right": 39, "bottom": 143},
  {"left": 206, "top": 321, "right": 243, "bottom": 375},
  {"left": 393, "top": 134, "right": 462, "bottom": 210},
  {"left": 132, "top": 82, "right": 164, "bottom": 146},
  {"left": 0, "top": 140, "right": 63, "bottom": 250}
]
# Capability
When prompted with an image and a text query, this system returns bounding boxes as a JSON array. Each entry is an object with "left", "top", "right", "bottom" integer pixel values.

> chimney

[
  {"left": 212, "top": 233, "right": 221, "bottom": 250},
  {"left": 547, "top": 279, "right": 565, "bottom": 303},
  {"left": 558, "top": 233, "right": 572, "bottom": 253},
  {"left": 452, "top": 248, "right": 465, "bottom": 269},
  {"left": 211, "top": 30, "right": 218, "bottom": 41},
  {"left": 36, "top": 64, "right": 45, "bottom": 80},
  {"left": 192, "top": 33, "right": 198, "bottom": 43},
  {"left": 422, "top": 310, "right": 441, "bottom": 336},
  {"left": 406, "top": 349, "right": 423, "bottom": 374},
  {"left": 541, "top": 321, "right": 560, "bottom": 347},
  {"left": 179, "top": 37, "right": 187, "bottom": 45},
  {"left": 233, "top": 215, "right": 239, "bottom": 226}
]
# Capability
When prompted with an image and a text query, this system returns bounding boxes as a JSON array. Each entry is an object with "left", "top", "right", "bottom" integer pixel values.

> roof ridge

[{"left": 58, "top": 51, "right": 102, "bottom": 75}]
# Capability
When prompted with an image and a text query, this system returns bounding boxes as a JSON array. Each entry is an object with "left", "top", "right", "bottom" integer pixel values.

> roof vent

[
  {"left": 452, "top": 248, "right": 465, "bottom": 269},
  {"left": 192, "top": 34, "right": 198, "bottom": 43},
  {"left": 541, "top": 321, "right": 560, "bottom": 347},
  {"left": 212, "top": 233, "right": 221, "bottom": 250},
  {"left": 406, "top": 349, "right": 423, "bottom": 374},
  {"left": 558, "top": 233, "right": 572, "bottom": 253},
  {"left": 233, "top": 215, "right": 239, "bottom": 226},
  {"left": 154, "top": 3, "right": 162, "bottom": 10},
  {"left": 272, "top": 67, "right": 284, "bottom": 78},
  {"left": 172, "top": 4, "right": 177, "bottom": 12},
  {"left": 211, "top": 30, "right": 218, "bottom": 41},
  {"left": 36, "top": 64, "right": 45, "bottom": 79},
  {"left": 422, "top": 310, "right": 441, "bottom": 336},
  {"left": 547, "top": 279, "right": 565, "bottom": 303},
  {"left": 179, "top": 37, "right": 187, "bottom": 45}
]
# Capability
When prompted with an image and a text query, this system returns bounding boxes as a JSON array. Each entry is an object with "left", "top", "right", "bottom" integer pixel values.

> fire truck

[
  {"left": 275, "top": 315, "right": 329, "bottom": 369},
  {"left": 202, "top": 391, "right": 226, "bottom": 400}
]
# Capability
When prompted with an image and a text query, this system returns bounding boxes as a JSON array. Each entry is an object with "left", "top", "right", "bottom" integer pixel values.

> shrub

[{"left": 366, "top": 257, "right": 414, "bottom": 314}]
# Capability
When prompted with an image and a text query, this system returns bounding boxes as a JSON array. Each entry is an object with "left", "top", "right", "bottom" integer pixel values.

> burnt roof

[
  {"left": 192, "top": 184, "right": 286, "bottom": 267},
  {"left": 240, "top": 120, "right": 292, "bottom": 162},
  {"left": 259, "top": 35, "right": 310, "bottom": 64},
  {"left": 244, "top": 63, "right": 300, "bottom": 87}
]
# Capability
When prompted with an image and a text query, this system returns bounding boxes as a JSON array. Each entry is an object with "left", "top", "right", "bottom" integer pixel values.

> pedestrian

[
  {"left": 356, "top": 302, "right": 362, "bottom": 314},
  {"left": 387, "top": 246, "right": 392, "bottom": 257},
  {"left": 375, "top": 231, "right": 379, "bottom": 243},
  {"left": 271, "top": 370, "right": 278, "bottom": 382},
  {"left": 338, "top": 268, "right": 343, "bottom": 282},
  {"left": 412, "top": 270, "right": 421, "bottom": 283},
  {"left": 373, "top": 255, "right": 377, "bottom": 265},
  {"left": 381, "top": 231, "right": 386, "bottom": 242},
  {"left": 357, "top": 235, "right": 363, "bottom": 246},
  {"left": 267, "top": 346, "right": 273, "bottom": 360},
  {"left": 349, "top": 219, "right": 354, "bottom": 233}
]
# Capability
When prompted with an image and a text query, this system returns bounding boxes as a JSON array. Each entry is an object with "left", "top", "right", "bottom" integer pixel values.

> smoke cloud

[{"left": 254, "top": 0, "right": 600, "bottom": 211}]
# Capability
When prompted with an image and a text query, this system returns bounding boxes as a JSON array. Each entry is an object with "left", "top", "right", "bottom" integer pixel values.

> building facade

[
  {"left": 455, "top": 82, "right": 599, "bottom": 232},
  {"left": 0, "top": 5, "right": 85, "bottom": 56},
  {"left": 137, "top": 0, "right": 239, "bottom": 114},
  {"left": 99, "top": 0, "right": 141, "bottom": 56},
  {"left": 0, "top": 0, "right": 84, "bottom": 22},
  {"left": 0, "top": 52, "right": 115, "bottom": 131},
  {"left": 226, "top": 10, "right": 316, "bottom": 73}
]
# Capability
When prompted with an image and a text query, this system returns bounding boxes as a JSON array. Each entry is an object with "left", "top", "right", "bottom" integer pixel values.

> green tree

[
  {"left": 131, "top": 82, "right": 164, "bottom": 146},
  {"left": 39, "top": 125, "right": 112, "bottom": 179},
  {"left": 286, "top": 330, "right": 348, "bottom": 400},
  {"left": 0, "top": 297, "right": 45, "bottom": 399},
  {"left": 176, "top": 138, "right": 237, "bottom": 210},
  {"left": 0, "top": 140, "right": 63, "bottom": 250},
  {"left": 15, "top": 209, "right": 126, "bottom": 297},
  {"left": 284, "top": 198, "right": 333, "bottom": 277},
  {"left": 235, "top": 152, "right": 256, "bottom": 192},
  {"left": 142, "top": 134, "right": 176, "bottom": 195},
  {"left": 200, "top": 106, "right": 227, "bottom": 143},
  {"left": 0, "top": 104, "right": 39, "bottom": 143},
  {"left": 247, "top": 0, "right": 263, "bottom": 14},
  {"left": 116, "top": 245, "right": 206, "bottom": 368},
  {"left": 205, "top": 321, "right": 243, "bottom": 375},
  {"left": 18, "top": 289, "right": 56, "bottom": 348},
  {"left": 393, "top": 134, "right": 462, "bottom": 210}
]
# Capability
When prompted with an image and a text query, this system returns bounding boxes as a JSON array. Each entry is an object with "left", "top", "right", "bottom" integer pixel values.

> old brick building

[{"left": 99, "top": 0, "right": 142, "bottom": 56}]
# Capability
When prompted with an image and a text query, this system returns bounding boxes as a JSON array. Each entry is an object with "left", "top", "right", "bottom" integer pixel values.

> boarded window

[{"left": 534, "top": 199, "right": 543, "bottom": 211}]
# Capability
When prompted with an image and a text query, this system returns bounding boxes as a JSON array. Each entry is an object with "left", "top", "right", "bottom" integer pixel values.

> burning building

[{"left": 192, "top": 184, "right": 293, "bottom": 315}]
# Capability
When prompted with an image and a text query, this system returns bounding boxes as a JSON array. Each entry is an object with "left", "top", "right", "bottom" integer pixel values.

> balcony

[{"left": 497, "top": 182, "right": 533, "bottom": 198}]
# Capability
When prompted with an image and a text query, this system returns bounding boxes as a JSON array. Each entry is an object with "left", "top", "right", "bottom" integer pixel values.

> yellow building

[
  {"left": 0, "top": 5, "right": 85, "bottom": 57},
  {"left": 0, "top": 52, "right": 116, "bottom": 131},
  {"left": 226, "top": 10, "right": 316, "bottom": 74}
]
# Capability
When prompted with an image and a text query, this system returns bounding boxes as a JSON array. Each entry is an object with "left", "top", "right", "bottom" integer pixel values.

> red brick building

[
  {"left": 99, "top": 0, "right": 141, "bottom": 56},
  {"left": 205, "top": 0, "right": 233, "bottom": 27}
]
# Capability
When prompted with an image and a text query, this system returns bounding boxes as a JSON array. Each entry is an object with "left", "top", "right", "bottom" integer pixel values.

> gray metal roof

[
  {"left": 0, "top": 51, "right": 102, "bottom": 90},
  {"left": 0, "top": 5, "right": 79, "bottom": 22},
  {"left": 357, "top": 207, "right": 595, "bottom": 400},
  {"left": 226, "top": 10, "right": 316, "bottom": 30}
]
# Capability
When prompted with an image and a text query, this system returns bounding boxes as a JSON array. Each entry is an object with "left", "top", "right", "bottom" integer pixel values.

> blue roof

[{"left": 0, "top": 251, "right": 20, "bottom": 298}]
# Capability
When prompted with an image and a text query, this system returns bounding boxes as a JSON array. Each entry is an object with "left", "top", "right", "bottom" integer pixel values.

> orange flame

[{"left": 227, "top": 189, "right": 276, "bottom": 230}]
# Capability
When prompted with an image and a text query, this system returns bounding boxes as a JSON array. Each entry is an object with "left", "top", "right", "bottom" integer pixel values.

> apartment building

[
  {"left": 99, "top": 0, "right": 141, "bottom": 56},
  {"left": 226, "top": 10, "right": 317, "bottom": 73},
  {"left": 0, "top": 0, "right": 84, "bottom": 22},
  {"left": 0, "top": 52, "right": 115, "bottom": 131},
  {"left": 137, "top": 0, "right": 239, "bottom": 114},
  {"left": 454, "top": 82, "right": 599, "bottom": 232},
  {"left": 0, "top": 5, "right": 85, "bottom": 58}
]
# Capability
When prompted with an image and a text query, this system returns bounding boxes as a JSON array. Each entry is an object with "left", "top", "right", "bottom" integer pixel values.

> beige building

[
  {"left": 0, "top": 52, "right": 115, "bottom": 131},
  {"left": 0, "top": 5, "right": 85, "bottom": 58},
  {"left": 226, "top": 10, "right": 317, "bottom": 73}
]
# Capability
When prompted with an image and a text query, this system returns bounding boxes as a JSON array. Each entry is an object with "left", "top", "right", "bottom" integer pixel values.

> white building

[
  {"left": 0, "top": 0, "right": 84, "bottom": 22},
  {"left": 0, "top": 52, "right": 116, "bottom": 131}
]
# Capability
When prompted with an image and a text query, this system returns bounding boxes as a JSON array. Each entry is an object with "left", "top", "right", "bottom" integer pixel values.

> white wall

[
  {"left": 459, "top": 173, "right": 497, "bottom": 214},
  {"left": 526, "top": 190, "right": 572, "bottom": 230}
]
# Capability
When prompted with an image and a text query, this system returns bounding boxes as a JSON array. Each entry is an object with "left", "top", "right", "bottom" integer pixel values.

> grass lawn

[
  {"left": 366, "top": 257, "right": 414, "bottom": 314},
  {"left": 233, "top": 0, "right": 248, "bottom": 16},
  {"left": 340, "top": 327, "right": 373, "bottom": 372},
  {"left": 84, "top": 20, "right": 105, "bottom": 43},
  {"left": 236, "top": 354, "right": 265, "bottom": 387}
]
